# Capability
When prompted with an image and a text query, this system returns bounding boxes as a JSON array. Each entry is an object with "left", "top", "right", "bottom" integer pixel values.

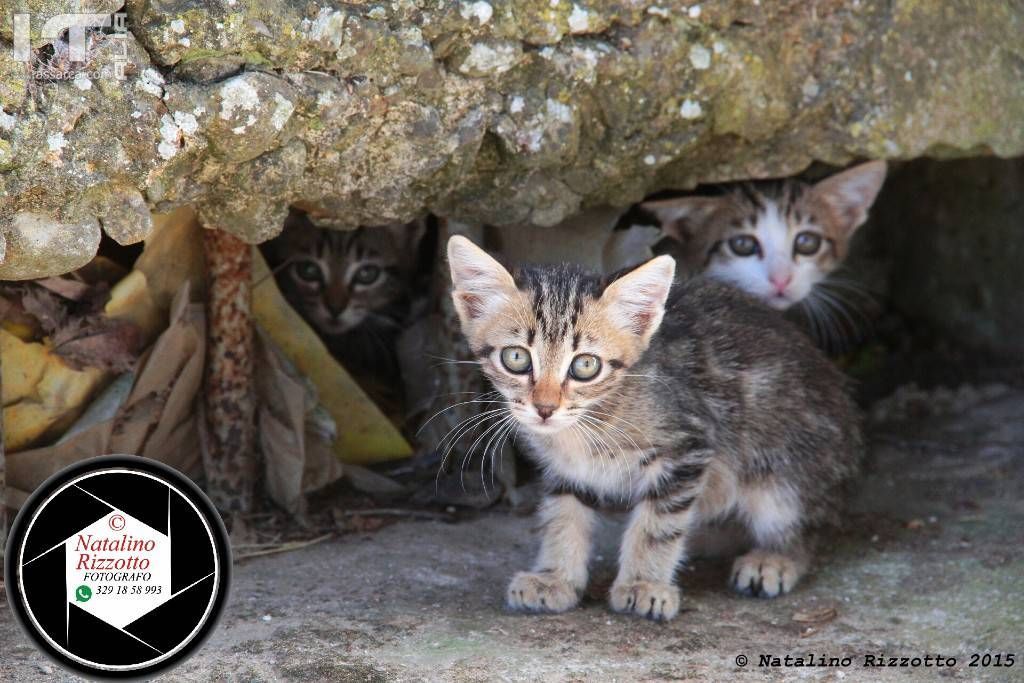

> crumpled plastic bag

[
  {"left": 3, "top": 207, "right": 409, "bottom": 515},
  {"left": 6, "top": 284, "right": 205, "bottom": 508},
  {"left": 255, "top": 326, "right": 343, "bottom": 515},
  {"left": 6, "top": 281, "right": 347, "bottom": 515}
]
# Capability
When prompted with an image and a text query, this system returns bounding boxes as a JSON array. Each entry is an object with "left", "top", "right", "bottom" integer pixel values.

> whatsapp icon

[{"left": 74, "top": 585, "right": 92, "bottom": 603}]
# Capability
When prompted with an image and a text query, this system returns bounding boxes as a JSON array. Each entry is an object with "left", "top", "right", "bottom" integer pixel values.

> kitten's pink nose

[
  {"left": 770, "top": 273, "right": 792, "bottom": 294},
  {"left": 534, "top": 404, "right": 557, "bottom": 420}
]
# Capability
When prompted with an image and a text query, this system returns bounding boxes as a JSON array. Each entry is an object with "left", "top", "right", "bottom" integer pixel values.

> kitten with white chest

[
  {"left": 446, "top": 235, "right": 861, "bottom": 621},
  {"left": 642, "top": 161, "right": 886, "bottom": 314}
]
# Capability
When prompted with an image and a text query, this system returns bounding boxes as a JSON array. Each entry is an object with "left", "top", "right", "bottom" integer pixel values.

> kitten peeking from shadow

[
  {"left": 643, "top": 161, "right": 886, "bottom": 350},
  {"left": 263, "top": 210, "right": 427, "bottom": 412}
]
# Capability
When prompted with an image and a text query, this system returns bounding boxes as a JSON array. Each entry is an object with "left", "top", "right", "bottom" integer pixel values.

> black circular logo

[{"left": 5, "top": 455, "right": 231, "bottom": 679}]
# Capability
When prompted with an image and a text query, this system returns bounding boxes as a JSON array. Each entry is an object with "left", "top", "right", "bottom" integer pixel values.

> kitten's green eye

[
  {"left": 294, "top": 261, "right": 323, "bottom": 283},
  {"left": 353, "top": 264, "right": 381, "bottom": 285},
  {"left": 570, "top": 354, "right": 601, "bottom": 381},
  {"left": 793, "top": 231, "right": 823, "bottom": 256},
  {"left": 500, "top": 346, "right": 532, "bottom": 374},
  {"left": 728, "top": 235, "right": 760, "bottom": 257}
]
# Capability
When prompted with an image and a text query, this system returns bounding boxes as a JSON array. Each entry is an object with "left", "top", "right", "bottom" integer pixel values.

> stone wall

[{"left": 1, "top": 0, "right": 1023, "bottom": 279}]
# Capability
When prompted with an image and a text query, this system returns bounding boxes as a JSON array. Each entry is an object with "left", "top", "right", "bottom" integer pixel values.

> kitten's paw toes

[
  {"left": 730, "top": 551, "right": 804, "bottom": 599},
  {"left": 609, "top": 581, "right": 680, "bottom": 621},
  {"left": 506, "top": 572, "right": 580, "bottom": 613}
]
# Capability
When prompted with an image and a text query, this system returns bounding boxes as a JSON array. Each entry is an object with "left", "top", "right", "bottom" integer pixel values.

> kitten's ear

[
  {"left": 385, "top": 219, "right": 427, "bottom": 249},
  {"left": 641, "top": 197, "right": 722, "bottom": 244},
  {"left": 447, "top": 235, "right": 517, "bottom": 329},
  {"left": 602, "top": 255, "right": 676, "bottom": 344},
  {"left": 811, "top": 160, "right": 887, "bottom": 235}
]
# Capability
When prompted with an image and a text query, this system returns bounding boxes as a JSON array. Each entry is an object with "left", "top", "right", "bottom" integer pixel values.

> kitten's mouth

[
  {"left": 528, "top": 421, "right": 569, "bottom": 434},
  {"left": 513, "top": 411, "right": 572, "bottom": 434},
  {"left": 767, "top": 294, "right": 792, "bottom": 310}
]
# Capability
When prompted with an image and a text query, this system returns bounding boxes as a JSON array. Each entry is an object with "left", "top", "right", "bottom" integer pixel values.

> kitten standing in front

[{"left": 446, "top": 235, "right": 861, "bottom": 621}]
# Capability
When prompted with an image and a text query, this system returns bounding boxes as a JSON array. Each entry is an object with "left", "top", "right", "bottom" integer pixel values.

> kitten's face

[
  {"left": 266, "top": 214, "right": 424, "bottom": 336},
  {"left": 447, "top": 236, "right": 674, "bottom": 436},
  {"left": 645, "top": 161, "right": 886, "bottom": 309}
]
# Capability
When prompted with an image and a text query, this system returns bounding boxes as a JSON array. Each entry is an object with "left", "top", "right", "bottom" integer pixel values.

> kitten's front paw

[
  {"left": 506, "top": 572, "right": 580, "bottom": 613},
  {"left": 609, "top": 580, "right": 680, "bottom": 621},
  {"left": 730, "top": 550, "right": 804, "bottom": 598}
]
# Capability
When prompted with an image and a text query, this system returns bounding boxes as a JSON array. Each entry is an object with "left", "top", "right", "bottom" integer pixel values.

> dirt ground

[{"left": 2, "top": 384, "right": 1023, "bottom": 682}]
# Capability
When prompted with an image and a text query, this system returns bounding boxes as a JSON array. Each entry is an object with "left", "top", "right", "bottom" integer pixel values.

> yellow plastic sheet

[
  {"left": 1, "top": 329, "right": 107, "bottom": 452},
  {"left": 252, "top": 250, "right": 412, "bottom": 464}
]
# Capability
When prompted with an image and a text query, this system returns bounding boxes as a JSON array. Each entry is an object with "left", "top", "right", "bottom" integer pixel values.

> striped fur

[
  {"left": 642, "top": 161, "right": 887, "bottom": 352},
  {"left": 447, "top": 236, "right": 862, "bottom": 621},
  {"left": 263, "top": 211, "right": 426, "bottom": 404}
]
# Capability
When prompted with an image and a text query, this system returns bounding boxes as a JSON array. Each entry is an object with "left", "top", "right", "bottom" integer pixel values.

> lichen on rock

[{"left": 0, "top": 0, "right": 1021, "bottom": 278}]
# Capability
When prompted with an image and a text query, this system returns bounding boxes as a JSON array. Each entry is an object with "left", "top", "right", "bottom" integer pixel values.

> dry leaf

[
  {"left": 52, "top": 316, "right": 144, "bottom": 373},
  {"left": 0, "top": 292, "right": 42, "bottom": 340},
  {"left": 34, "top": 277, "right": 93, "bottom": 301},
  {"left": 20, "top": 287, "right": 68, "bottom": 334}
]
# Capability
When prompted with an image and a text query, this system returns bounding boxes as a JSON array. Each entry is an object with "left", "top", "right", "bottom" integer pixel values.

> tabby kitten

[
  {"left": 642, "top": 161, "right": 886, "bottom": 312},
  {"left": 263, "top": 211, "right": 425, "bottom": 402},
  {"left": 447, "top": 236, "right": 861, "bottom": 621}
]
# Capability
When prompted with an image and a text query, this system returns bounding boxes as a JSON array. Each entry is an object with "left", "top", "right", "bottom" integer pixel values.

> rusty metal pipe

[{"left": 201, "top": 227, "right": 256, "bottom": 513}]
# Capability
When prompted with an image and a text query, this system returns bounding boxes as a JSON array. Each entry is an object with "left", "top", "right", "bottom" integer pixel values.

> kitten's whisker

[
  {"left": 431, "top": 404, "right": 509, "bottom": 453},
  {"left": 826, "top": 273, "right": 877, "bottom": 298},
  {"left": 417, "top": 398, "right": 506, "bottom": 435},
  {"left": 573, "top": 421, "right": 610, "bottom": 491},
  {"left": 437, "top": 407, "right": 508, "bottom": 453},
  {"left": 427, "top": 389, "right": 502, "bottom": 401},
  {"left": 481, "top": 415, "right": 516, "bottom": 495},
  {"left": 253, "top": 256, "right": 299, "bottom": 289},
  {"left": 620, "top": 373, "right": 677, "bottom": 395},
  {"left": 819, "top": 284, "right": 875, "bottom": 329},
  {"left": 428, "top": 356, "right": 483, "bottom": 366},
  {"left": 813, "top": 287, "right": 867, "bottom": 348},
  {"left": 579, "top": 408, "right": 656, "bottom": 455},
  {"left": 815, "top": 292, "right": 849, "bottom": 350},
  {"left": 436, "top": 410, "right": 506, "bottom": 493},
  {"left": 570, "top": 421, "right": 608, "bottom": 487},
  {"left": 488, "top": 417, "right": 518, "bottom": 494},
  {"left": 579, "top": 419, "right": 612, "bottom": 478},
  {"left": 435, "top": 410, "right": 509, "bottom": 482},
  {"left": 429, "top": 359, "right": 483, "bottom": 369},
  {"left": 810, "top": 294, "right": 841, "bottom": 350},
  {"left": 461, "top": 414, "right": 514, "bottom": 492},
  {"left": 802, "top": 297, "right": 828, "bottom": 348},
  {"left": 577, "top": 414, "right": 634, "bottom": 494},
  {"left": 800, "top": 294, "right": 826, "bottom": 345}
]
